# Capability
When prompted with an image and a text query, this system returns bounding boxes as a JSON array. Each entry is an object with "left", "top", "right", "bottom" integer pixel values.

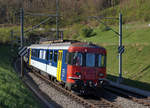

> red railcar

[{"left": 65, "top": 42, "right": 107, "bottom": 92}]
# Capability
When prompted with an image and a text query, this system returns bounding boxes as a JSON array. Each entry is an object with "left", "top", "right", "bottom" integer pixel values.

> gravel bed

[
  {"left": 103, "top": 91, "right": 149, "bottom": 108},
  {"left": 28, "top": 72, "right": 85, "bottom": 108}
]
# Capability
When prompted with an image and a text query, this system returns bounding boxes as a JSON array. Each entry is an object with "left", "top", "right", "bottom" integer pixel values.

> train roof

[
  {"left": 28, "top": 40, "right": 105, "bottom": 50},
  {"left": 28, "top": 42, "right": 71, "bottom": 50}
]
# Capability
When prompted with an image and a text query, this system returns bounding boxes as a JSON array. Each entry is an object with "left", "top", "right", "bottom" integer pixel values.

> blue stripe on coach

[{"left": 31, "top": 56, "right": 48, "bottom": 64}]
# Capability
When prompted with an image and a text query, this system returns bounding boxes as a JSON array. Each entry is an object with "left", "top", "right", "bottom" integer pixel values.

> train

[{"left": 25, "top": 40, "right": 107, "bottom": 93}]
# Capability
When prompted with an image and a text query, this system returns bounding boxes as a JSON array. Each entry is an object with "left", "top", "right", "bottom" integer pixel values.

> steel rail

[{"left": 31, "top": 69, "right": 120, "bottom": 108}]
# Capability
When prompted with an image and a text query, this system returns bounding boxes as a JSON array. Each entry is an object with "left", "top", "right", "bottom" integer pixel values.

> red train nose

[{"left": 83, "top": 69, "right": 96, "bottom": 80}]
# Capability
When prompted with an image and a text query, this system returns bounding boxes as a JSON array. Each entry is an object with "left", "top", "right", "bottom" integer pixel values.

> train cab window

[
  {"left": 98, "top": 55, "right": 106, "bottom": 67},
  {"left": 98, "top": 55, "right": 102, "bottom": 67},
  {"left": 67, "top": 52, "right": 83, "bottom": 66},
  {"left": 73, "top": 52, "right": 83, "bottom": 66},
  {"left": 102, "top": 55, "right": 106, "bottom": 67},
  {"left": 86, "top": 53, "right": 95, "bottom": 67},
  {"left": 50, "top": 51, "right": 53, "bottom": 61},
  {"left": 54, "top": 51, "right": 58, "bottom": 62}
]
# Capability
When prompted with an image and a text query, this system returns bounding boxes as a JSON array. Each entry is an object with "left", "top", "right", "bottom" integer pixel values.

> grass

[
  {"left": 0, "top": 45, "right": 42, "bottom": 108},
  {"left": 0, "top": 26, "right": 20, "bottom": 44},
  {"left": 0, "top": 25, "right": 58, "bottom": 45},
  {"left": 106, "top": 45, "right": 150, "bottom": 79},
  {"left": 100, "top": 0, "right": 150, "bottom": 24},
  {"left": 83, "top": 22, "right": 150, "bottom": 45}
]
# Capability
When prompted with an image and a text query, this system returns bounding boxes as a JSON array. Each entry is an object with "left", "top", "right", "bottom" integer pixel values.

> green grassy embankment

[
  {"left": 0, "top": 26, "right": 20, "bottom": 44},
  {"left": 0, "top": 45, "right": 42, "bottom": 108},
  {"left": 100, "top": 0, "right": 150, "bottom": 24},
  {"left": 64, "top": 21, "right": 150, "bottom": 91}
]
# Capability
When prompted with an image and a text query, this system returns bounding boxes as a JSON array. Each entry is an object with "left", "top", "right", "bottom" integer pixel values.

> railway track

[
  {"left": 14, "top": 57, "right": 150, "bottom": 108},
  {"left": 85, "top": 96, "right": 121, "bottom": 108},
  {"left": 104, "top": 85, "right": 150, "bottom": 107},
  {"left": 15, "top": 57, "right": 120, "bottom": 108},
  {"left": 31, "top": 69, "right": 120, "bottom": 108}
]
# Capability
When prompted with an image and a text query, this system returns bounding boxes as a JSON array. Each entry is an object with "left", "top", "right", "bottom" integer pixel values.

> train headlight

[{"left": 99, "top": 73, "right": 104, "bottom": 77}]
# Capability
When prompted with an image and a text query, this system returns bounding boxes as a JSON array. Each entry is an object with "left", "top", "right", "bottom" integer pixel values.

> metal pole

[
  {"left": 56, "top": 0, "right": 59, "bottom": 40},
  {"left": 10, "top": 30, "right": 14, "bottom": 52},
  {"left": 20, "top": 8, "right": 24, "bottom": 46},
  {"left": 20, "top": 8, "right": 24, "bottom": 78},
  {"left": 118, "top": 13, "right": 122, "bottom": 83}
]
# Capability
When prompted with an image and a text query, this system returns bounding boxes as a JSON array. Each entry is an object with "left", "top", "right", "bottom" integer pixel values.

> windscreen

[
  {"left": 67, "top": 52, "right": 106, "bottom": 67},
  {"left": 67, "top": 52, "right": 83, "bottom": 66},
  {"left": 86, "top": 53, "right": 95, "bottom": 67}
]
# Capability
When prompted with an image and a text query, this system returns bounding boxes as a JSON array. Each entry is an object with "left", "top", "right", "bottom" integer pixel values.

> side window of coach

[
  {"left": 35, "top": 49, "right": 39, "bottom": 58},
  {"left": 39, "top": 50, "right": 43, "bottom": 59},
  {"left": 46, "top": 50, "right": 49, "bottom": 61},
  {"left": 43, "top": 50, "right": 46, "bottom": 59},
  {"left": 49, "top": 50, "right": 53, "bottom": 61},
  {"left": 32, "top": 49, "right": 36, "bottom": 57},
  {"left": 37, "top": 50, "right": 40, "bottom": 58},
  {"left": 54, "top": 51, "right": 58, "bottom": 63}
]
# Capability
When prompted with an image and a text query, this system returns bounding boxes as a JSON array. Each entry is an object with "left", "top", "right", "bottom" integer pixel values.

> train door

[
  {"left": 57, "top": 50, "right": 63, "bottom": 81},
  {"left": 45, "top": 50, "right": 49, "bottom": 73},
  {"left": 52, "top": 50, "right": 58, "bottom": 67},
  {"left": 29, "top": 48, "right": 32, "bottom": 65},
  {"left": 61, "top": 50, "right": 68, "bottom": 82},
  {"left": 47, "top": 50, "right": 57, "bottom": 77},
  {"left": 38, "top": 49, "right": 47, "bottom": 72}
]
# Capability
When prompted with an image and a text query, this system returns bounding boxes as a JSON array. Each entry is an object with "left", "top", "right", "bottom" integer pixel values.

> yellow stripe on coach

[
  {"left": 29, "top": 48, "right": 32, "bottom": 65},
  {"left": 57, "top": 50, "right": 63, "bottom": 82}
]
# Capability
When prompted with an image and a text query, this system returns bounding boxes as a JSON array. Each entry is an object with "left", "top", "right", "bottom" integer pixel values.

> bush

[{"left": 81, "top": 27, "right": 96, "bottom": 38}]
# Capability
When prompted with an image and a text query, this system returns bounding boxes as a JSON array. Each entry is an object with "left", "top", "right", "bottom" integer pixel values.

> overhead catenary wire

[
  {"left": 11, "top": 12, "right": 59, "bottom": 34},
  {"left": 24, "top": 16, "right": 52, "bottom": 33},
  {"left": 12, "top": 0, "right": 61, "bottom": 36},
  {"left": 96, "top": 16, "right": 119, "bottom": 20},
  {"left": 89, "top": 16, "right": 119, "bottom": 36},
  {"left": 12, "top": 16, "right": 52, "bottom": 34},
  {"left": 25, "top": 12, "right": 58, "bottom": 17}
]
